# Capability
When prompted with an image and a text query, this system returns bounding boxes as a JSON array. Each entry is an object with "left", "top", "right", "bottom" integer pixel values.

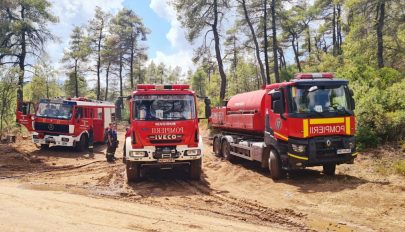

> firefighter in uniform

[
  {"left": 88, "top": 124, "right": 94, "bottom": 153},
  {"left": 106, "top": 123, "right": 118, "bottom": 162}
]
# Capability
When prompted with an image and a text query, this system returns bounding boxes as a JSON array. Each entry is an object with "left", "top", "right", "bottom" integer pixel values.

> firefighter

[
  {"left": 106, "top": 123, "right": 118, "bottom": 162},
  {"left": 88, "top": 124, "right": 94, "bottom": 153}
]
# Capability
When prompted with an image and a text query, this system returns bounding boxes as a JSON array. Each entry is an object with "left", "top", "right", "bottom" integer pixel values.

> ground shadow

[
  {"left": 225, "top": 156, "right": 387, "bottom": 193},
  {"left": 125, "top": 166, "right": 213, "bottom": 198}
]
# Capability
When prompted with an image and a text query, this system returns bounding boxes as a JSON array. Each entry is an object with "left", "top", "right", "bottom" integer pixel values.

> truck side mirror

[
  {"left": 350, "top": 97, "right": 356, "bottom": 110},
  {"left": 273, "top": 100, "right": 283, "bottom": 114}
]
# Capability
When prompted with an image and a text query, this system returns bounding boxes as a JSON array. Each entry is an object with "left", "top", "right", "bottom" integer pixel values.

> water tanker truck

[{"left": 210, "top": 73, "right": 356, "bottom": 179}]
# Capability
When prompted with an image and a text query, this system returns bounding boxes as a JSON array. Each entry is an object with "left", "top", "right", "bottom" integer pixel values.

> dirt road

[{"left": 1, "top": 130, "right": 404, "bottom": 231}]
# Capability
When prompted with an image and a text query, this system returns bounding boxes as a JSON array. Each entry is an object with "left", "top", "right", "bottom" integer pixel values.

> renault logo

[
  {"left": 325, "top": 139, "right": 332, "bottom": 147},
  {"left": 48, "top": 124, "right": 55, "bottom": 131}
]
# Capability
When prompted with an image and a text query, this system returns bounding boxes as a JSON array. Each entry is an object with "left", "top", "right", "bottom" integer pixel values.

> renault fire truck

[
  {"left": 123, "top": 84, "right": 207, "bottom": 182},
  {"left": 17, "top": 98, "right": 115, "bottom": 151},
  {"left": 210, "top": 73, "right": 356, "bottom": 179}
]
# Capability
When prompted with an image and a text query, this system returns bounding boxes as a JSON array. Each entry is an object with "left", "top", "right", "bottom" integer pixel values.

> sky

[{"left": 46, "top": 0, "right": 194, "bottom": 79}]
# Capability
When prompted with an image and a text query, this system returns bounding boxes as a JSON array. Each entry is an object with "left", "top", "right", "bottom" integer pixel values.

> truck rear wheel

[
  {"left": 222, "top": 140, "right": 234, "bottom": 162},
  {"left": 323, "top": 164, "right": 336, "bottom": 176},
  {"left": 213, "top": 137, "right": 221, "bottom": 157},
  {"left": 75, "top": 134, "right": 88, "bottom": 152},
  {"left": 189, "top": 158, "right": 202, "bottom": 180},
  {"left": 126, "top": 162, "right": 141, "bottom": 182},
  {"left": 268, "top": 150, "right": 285, "bottom": 180}
]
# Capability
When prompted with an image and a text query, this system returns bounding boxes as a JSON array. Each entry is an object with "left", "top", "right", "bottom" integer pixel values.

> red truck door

[{"left": 16, "top": 101, "right": 35, "bottom": 131}]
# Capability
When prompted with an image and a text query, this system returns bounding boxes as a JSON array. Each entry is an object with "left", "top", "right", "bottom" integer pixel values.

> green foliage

[
  {"left": 394, "top": 160, "right": 405, "bottom": 176},
  {"left": 337, "top": 63, "right": 405, "bottom": 148},
  {"left": 0, "top": 67, "right": 18, "bottom": 131}
]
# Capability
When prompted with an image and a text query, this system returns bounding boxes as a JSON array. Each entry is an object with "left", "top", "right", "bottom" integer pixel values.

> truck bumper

[
  {"left": 281, "top": 136, "right": 356, "bottom": 170},
  {"left": 124, "top": 137, "right": 203, "bottom": 168},
  {"left": 32, "top": 132, "right": 78, "bottom": 147}
]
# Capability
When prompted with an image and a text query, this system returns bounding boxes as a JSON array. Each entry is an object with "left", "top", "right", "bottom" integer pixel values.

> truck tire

[
  {"left": 213, "top": 137, "right": 221, "bottom": 157},
  {"left": 222, "top": 140, "right": 234, "bottom": 162},
  {"left": 126, "top": 162, "right": 141, "bottom": 182},
  {"left": 189, "top": 158, "right": 202, "bottom": 180},
  {"left": 40, "top": 144, "right": 49, "bottom": 149},
  {"left": 75, "top": 134, "right": 88, "bottom": 152},
  {"left": 268, "top": 150, "right": 285, "bottom": 180},
  {"left": 323, "top": 164, "right": 336, "bottom": 176}
]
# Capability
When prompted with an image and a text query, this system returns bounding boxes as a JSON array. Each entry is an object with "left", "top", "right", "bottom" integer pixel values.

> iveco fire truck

[
  {"left": 17, "top": 98, "right": 115, "bottom": 151},
  {"left": 210, "top": 73, "right": 356, "bottom": 179},
  {"left": 123, "top": 84, "right": 207, "bottom": 182}
]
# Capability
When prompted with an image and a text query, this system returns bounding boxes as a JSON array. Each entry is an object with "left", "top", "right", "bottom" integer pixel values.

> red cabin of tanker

[{"left": 210, "top": 73, "right": 357, "bottom": 179}]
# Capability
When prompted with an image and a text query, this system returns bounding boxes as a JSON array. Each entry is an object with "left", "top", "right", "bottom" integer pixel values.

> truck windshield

[
  {"left": 288, "top": 85, "right": 351, "bottom": 115},
  {"left": 132, "top": 95, "right": 196, "bottom": 121},
  {"left": 36, "top": 102, "right": 73, "bottom": 119}
]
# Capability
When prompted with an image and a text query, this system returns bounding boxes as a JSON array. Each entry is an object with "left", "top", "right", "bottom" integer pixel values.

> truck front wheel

[
  {"left": 221, "top": 140, "right": 234, "bottom": 162},
  {"left": 323, "top": 164, "right": 336, "bottom": 176},
  {"left": 75, "top": 134, "right": 88, "bottom": 152},
  {"left": 268, "top": 150, "right": 285, "bottom": 180},
  {"left": 40, "top": 144, "right": 49, "bottom": 149},
  {"left": 126, "top": 162, "right": 141, "bottom": 182},
  {"left": 189, "top": 158, "right": 202, "bottom": 180},
  {"left": 213, "top": 137, "right": 221, "bottom": 157}
]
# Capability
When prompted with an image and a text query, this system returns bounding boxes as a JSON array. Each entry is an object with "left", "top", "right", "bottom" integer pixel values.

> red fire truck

[
  {"left": 17, "top": 98, "right": 115, "bottom": 151},
  {"left": 210, "top": 73, "right": 356, "bottom": 179},
  {"left": 123, "top": 84, "right": 208, "bottom": 182}
]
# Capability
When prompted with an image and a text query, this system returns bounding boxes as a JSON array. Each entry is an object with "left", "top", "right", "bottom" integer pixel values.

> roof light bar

[
  {"left": 136, "top": 84, "right": 190, "bottom": 90},
  {"left": 295, "top": 73, "right": 334, "bottom": 79}
]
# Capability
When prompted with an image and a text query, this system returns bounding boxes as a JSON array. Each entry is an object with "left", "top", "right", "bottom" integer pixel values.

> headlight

[
  {"left": 292, "top": 144, "right": 306, "bottom": 153},
  {"left": 130, "top": 151, "right": 146, "bottom": 157},
  {"left": 186, "top": 149, "right": 201, "bottom": 156}
]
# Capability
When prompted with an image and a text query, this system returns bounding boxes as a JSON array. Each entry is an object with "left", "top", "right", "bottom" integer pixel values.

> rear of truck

[{"left": 124, "top": 85, "right": 204, "bottom": 182}]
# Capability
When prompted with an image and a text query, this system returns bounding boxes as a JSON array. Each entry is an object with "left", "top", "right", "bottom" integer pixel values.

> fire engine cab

[
  {"left": 210, "top": 73, "right": 356, "bottom": 179},
  {"left": 17, "top": 98, "right": 115, "bottom": 151},
  {"left": 124, "top": 84, "right": 207, "bottom": 182}
]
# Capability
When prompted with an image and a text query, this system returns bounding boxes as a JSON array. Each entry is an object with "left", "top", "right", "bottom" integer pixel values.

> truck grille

[
  {"left": 34, "top": 122, "right": 69, "bottom": 134},
  {"left": 315, "top": 140, "right": 344, "bottom": 158},
  {"left": 149, "top": 139, "right": 182, "bottom": 144}
]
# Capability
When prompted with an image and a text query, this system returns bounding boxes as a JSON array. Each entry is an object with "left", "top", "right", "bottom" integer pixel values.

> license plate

[
  {"left": 45, "top": 138, "right": 55, "bottom": 143},
  {"left": 158, "top": 158, "right": 175, "bottom": 163},
  {"left": 337, "top": 149, "right": 351, "bottom": 154}
]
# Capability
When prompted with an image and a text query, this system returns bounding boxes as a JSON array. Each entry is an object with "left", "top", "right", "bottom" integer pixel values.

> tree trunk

[
  {"left": 241, "top": 0, "right": 266, "bottom": 85},
  {"left": 17, "top": 6, "right": 26, "bottom": 104},
  {"left": 306, "top": 24, "right": 311, "bottom": 53},
  {"left": 119, "top": 54, "right": 123, "bottom": 97},
  {"left": 292, "top": 34, "right": 302, "bottom": 72},
  {"left": 130, "top": 34, "right": 135, "bottom": 89},
  {"left": 74, "top": 59, "right": 79, "bottom": 97},
  {"left": 96, "top": 26, "right": 103, "bottom": 100},
  {"left": 105, "top": 62, "right": 110, "bottom": 101},
  {"left": 213, "top": 0, "right": 227, "bottom": 102},
  {"left": 376, "top": 1, "right": 385, "bottom": 68},
  {"left": 271, "top": 0, "right": 280, "bottom": 83},
  {"left": 332, "top": 5, "right": 337, "bottom": 56},
  {"left": 337, "top": 4, "right": 342, "bottom": 53},
  {"left": 263, "top": 0, "right": 270, "bottom": 84}
]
